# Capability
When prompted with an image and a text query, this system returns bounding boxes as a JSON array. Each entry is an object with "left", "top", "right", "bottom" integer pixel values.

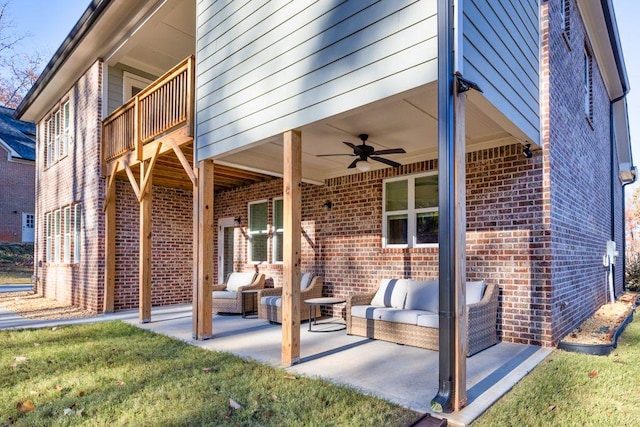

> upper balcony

[{"left": 102, "top": 56, "right": 195, "bottom": 175}]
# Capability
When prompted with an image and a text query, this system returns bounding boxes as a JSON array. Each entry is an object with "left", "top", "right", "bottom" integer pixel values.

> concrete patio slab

[{"left": 0, "top": 303, "right": 551, "bottom": 426}]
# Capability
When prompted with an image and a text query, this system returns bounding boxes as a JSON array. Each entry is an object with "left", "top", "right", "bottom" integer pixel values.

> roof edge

[
  {"left": 15, "top": 0, "right": 113, "bottom": 119},
  {"left": 601, "top": 0, "right": 629, "bottom": 97}
]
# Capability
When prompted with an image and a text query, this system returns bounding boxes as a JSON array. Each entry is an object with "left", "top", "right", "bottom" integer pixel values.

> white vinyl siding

[
  {"left": 462, "top": 0, "right": 540, "bottom": 145},
  {"left": 196, "top": 0, "right": 438, "bottom": 159}
]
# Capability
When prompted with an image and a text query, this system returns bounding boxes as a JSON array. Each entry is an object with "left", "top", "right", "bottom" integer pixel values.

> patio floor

[{"left": 130, "top": 305, "right": 551, "bottom": 426}]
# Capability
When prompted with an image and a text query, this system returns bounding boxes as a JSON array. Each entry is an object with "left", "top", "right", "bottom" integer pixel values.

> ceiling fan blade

[
  {"left": 371, "top": 156, "right": 401, "bottom": 168},
  {"left": 372, "top": 148, "right": 406, "bottom": 155},
  {"left": 316, "top": 153, "right": 356, "bottom": 157},
  {"left": 347, "top": 159, "right": 360, "bottom": 169},
  {"left": 342, "top": 141, "right": 358, "bottom": 150}
]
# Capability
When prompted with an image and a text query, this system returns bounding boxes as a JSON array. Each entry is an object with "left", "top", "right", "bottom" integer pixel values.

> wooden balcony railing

[{"left": 102, "top": 55, "right": 195, "bottom": 167}]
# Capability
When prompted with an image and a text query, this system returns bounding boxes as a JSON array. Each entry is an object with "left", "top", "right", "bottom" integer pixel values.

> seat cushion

[
  {"left": 213, "top": 290, "right": 237, "bottom": 299},
  {"left": 405, "top": 280, "right": 439, "bottom": 312},
  {"left": 261, "top": 296, "right": 282, "bottom": 307},
  {"left": 226, "top": 272, "right": 256, "bottom": 292},
  {"left": 377, "top": 309, "right": 423, "bottom": 325},
  {"left": 300, "top": 273, "right": 313, "bottom": 290},
  {"left": 350, "top": 305, "right": 382, "bottom": 320},
  {"left": 370, "top": 279, "right": 408, "bottom": 308},
  {"left": 466, "top": 280, "right": 486, "bottom": 304},
  {"left": 417, "top": 313, "right": 440, "bottom": 328}
]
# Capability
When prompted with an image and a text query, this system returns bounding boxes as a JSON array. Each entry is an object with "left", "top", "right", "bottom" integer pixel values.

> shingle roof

[{"left": 0, "top": 106, "right": 35, "bottom": 161}]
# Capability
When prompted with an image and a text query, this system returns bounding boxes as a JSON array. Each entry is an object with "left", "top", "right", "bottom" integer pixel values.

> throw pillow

[{"left": 405, "top": 280, "right": 439, "bottom": 312}]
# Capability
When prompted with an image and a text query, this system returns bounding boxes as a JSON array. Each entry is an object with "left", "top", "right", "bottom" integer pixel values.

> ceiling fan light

[{"left": 356, "top": 160, "right": 371, "bottom": 172}]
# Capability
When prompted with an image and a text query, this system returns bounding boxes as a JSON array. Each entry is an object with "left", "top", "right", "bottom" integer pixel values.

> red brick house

[
  {"left": 15, "top": 0, "right": 635, "bottom": 390},
  {"left": 0, "top": 106, "right": 35, "bottom": 243}
]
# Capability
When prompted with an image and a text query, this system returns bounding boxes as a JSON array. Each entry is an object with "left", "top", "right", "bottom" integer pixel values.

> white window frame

[
  {"left": 123, "top": 72, "right": 153, "bottom": 100},
  {"left": 273, "top": 198, "right": 284, "bottom": 264},
  {"left": 45, "top": 212, "right": 52, "bottom": 262},
  {"left": 54, "top": 209, "right": 61, "bottom": 263},
  {"left": 562, "top": 0, "right": 570, "bottom": 39},
  {"left": 74, "top": 204, "right": 82, "bottom": 264},
  {"left": 248, "top": 200, "right": 269, "bottom": 263},
  {"left": 63, "top": 206, "right": 71, "bottom": 264},
  {"left": 382, "top": 172, "right": 439, "bottom": 249},
  {"left": 45, "top": 100, "right": 70, "bottom": 167},
  {"left": 584, "top": 46, "right": 593, "bottom": 120}
]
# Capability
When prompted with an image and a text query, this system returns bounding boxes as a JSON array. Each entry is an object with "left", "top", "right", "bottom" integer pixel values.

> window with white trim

[
  {"left": 45, "top": 100, "right": 70, "bottom": 167},
  {"left": 63, "top": 206, "right": 71, "bottom": 264},
  {"left": 44, "top": 203, "right": 82, "bottom": 264},
  {"left": 248, "top": 201, "right": 268, "bottom": 263},
  {"left": 74, "top": 204, "right": 82, "bottom": 263},
  {"left": 273, "top": 198, "right": 284, "bottom": 263},
  {"left": 584, "top": 45, "right": 593, "bottom": 121},
  {"left": 383, "top": 172, "right": 439, "bottom": 248}
]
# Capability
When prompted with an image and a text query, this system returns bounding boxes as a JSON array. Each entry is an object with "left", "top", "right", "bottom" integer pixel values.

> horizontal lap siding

[
  {"left": 463, "top": 0, "right": 540, "bottom": 144},
  {"left": 196, "top": 0, "right": 438, "bottom": 160}
]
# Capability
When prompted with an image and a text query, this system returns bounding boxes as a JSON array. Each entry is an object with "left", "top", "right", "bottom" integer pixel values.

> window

[
  {"left": 562, "top": 0, "right": 570, "bottom": 40},
  {"left": 44, "top": 203, "right": 82, "bottom": 264},
  {"left": 74, "top": 204, "right": 82, "bottom": 263},
  {"left": 273, "top": 198, "right": 284, "bottom": 263},
  {"left": 63, "top": 206, "right": 71, "bottom": 264},
  {"left": 584, "top": 46, "right": 593, "bottom": 120},
  {"left": 45, "top": 101, "right": 70, "bottom": 167},
  {"left": 54, "top": 210, "right": 61, "bottom": 263},
  {"left": 248, "top": 201, "right": 268, "bottom": 263},
  {"left": 383, "top": 173, "right": 439, "bottom": 248},
  {"left": 45, "top": 213, "right": 52, "bottom": 262},
  {"left": 123, "top": 72, "right": 153, "bottom": 99}
]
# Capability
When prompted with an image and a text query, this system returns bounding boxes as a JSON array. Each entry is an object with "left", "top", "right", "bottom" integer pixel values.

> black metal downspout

[
  {"left": 610, "top": 101, "right": 616, "bottom": 295},
  {"left": 431, "top": 0, "right": 456, "bottom": 413}
]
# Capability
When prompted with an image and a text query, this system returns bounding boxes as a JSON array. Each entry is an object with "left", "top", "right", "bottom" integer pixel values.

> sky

[{"left": 6, "top": 0, "right": 640, "bottom": 197}]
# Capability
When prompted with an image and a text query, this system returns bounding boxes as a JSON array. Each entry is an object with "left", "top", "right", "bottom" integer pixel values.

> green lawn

[
  {"left": 0, "top": 322, "right": 418, "bottom": 426},
  {"left": 0, "top": 243, "right": 33, "bottom": 284},
  {"left": 473, "top": 316, "right": 640, "bottom": 426}
]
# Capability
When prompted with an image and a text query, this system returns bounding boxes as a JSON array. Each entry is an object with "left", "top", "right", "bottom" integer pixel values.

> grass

[
  {"left": 0, "top": 322, "right": 418, "bottom": 426},
  {"left": 0, "top": 243, "right": 33, "bottom": 284},
  {"left": 473, "top": 317, "right": 640, "bottom": 426}
]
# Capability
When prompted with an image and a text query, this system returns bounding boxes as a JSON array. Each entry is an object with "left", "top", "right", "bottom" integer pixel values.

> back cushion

[
  {"left": 405, "top": 280, "right": 439, "bottom": 312},
  {"left": 226, "top": 272, "right": 256, "bottom": 292},
  {"left": 371, "top": 279, "right": 408, "bottom": 308},
  {"left": 300, "top": 273, "right": 314, "bottom": 290},
  {"left": 466, "top": 280, "right": 486, "bottom": 304}
]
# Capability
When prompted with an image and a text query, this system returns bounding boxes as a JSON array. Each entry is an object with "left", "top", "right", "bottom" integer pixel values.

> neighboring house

[
  {"left": 0, "top": 106, "right": 35, "bottom": 243},
  {"left": 15, "top": 0, "right": 635, "bottom": 365}
]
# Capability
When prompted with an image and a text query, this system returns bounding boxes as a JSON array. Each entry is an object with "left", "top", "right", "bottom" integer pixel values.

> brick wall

[
  {"left": 543, "top": 0, "right": 626, "bottom": 344},
  {"left": 0, "top": 150, "right": 34, "bottom": 243},
  {"left": 214, "top": 144, "right": 546, "bottom": 345},
  {"left": 34, "top": 60, "right": 104, "bottom": 312},
  {"left": 112, "top": 180, "right": 193, "bottom": 310}
]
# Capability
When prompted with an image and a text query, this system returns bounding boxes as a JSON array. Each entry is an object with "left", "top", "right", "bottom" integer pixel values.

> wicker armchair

[
  {"left": 257, "top": 275, "right": 324, "bottom": 323},
  {"left": 212, "top": 272, "right": 265, "bottom": 314}
]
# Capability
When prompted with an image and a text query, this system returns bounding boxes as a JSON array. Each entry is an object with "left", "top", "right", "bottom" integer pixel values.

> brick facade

[
  {"left": 543, "top": 0, "right": 626, "bottom": 344},
  {"left": 0, "top": 149, "right": 34, "bottom": 243},
  {"left": 34, "top": 60, "right": 104, "bottom": 311}
]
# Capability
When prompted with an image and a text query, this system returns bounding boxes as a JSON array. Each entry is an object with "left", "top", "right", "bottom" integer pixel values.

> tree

[
  {"left": 0, "top": 1, "right": 43, "bottom": 108},
  {"left": 625, "top": 186, "right": 640, "bottom": 290}
]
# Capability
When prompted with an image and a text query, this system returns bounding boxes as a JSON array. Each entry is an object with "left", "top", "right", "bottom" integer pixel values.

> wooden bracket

[
  {"left": 123, "top": 159, "right": 141, "bottom": 201},
  {"left": 168, "top": 137, "right": 197, "bottom": 187},
  {"left": 138, "top": 142, "right": 162, "bottom": 201},
  {"left": 102, "top": 161, "right": 119, "bottom": 212}
]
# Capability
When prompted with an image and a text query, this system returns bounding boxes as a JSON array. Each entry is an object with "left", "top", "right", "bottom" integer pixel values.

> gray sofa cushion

[
  {"left": 417, "top": 313, "right": 439, "bottom": 328},
  {"left": 405, "top": 280, "right": 439, "bottom": 312},
  {"left": 350, "top": 305, "right": 381, "bottom": 319},
  {"left": 370, "top": 279, "right": 408, "bottom": 308},
  {"left": 466, "top": 280, "right": 486, "bottom": 304},
  {"left": 213, "top": 290, "right": 237, "bottom": 299},
  {"left": 261, "top": 296, "right": 282, "bottom": 307},
  {"left": 300, "top": 273, "right": 313, "bottom": 290},
  {"left": 377, "top": 309, "right": 424, "bottom": 325}
]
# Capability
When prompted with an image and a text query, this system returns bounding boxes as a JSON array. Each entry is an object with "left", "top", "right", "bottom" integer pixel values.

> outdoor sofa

[
  {"left": 257, "top": 274, "right": 323, "bottom": 323},
  {"left": 346, "top": 279, "right": 499, "bottom": 356},
  {"left": 212, "top": 272, "right": 265, "bottom": 314}
]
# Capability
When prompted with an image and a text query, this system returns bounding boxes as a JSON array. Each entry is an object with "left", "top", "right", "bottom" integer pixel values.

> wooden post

[
  {"left": 103, "top": 172, "right": 116, "bottom": 313},
  {"left": 139, "top": 159, "right": 152, "bottom": 323},
  {"left": 282, "top": 130, "right": 302, "bottom": 366},
  {"left": 193, "top": 160, "right": 214, "bottom": 339},
  {"left": 453, "top": 75, "right": 467, "bottom": 412}
]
